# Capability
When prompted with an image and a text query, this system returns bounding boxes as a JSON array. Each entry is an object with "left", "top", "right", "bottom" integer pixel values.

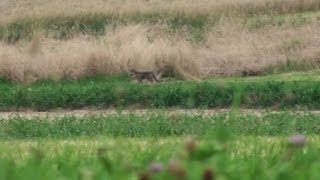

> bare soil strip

[{"left": 0, "top": 109, "right": 319, "bottom": 120}]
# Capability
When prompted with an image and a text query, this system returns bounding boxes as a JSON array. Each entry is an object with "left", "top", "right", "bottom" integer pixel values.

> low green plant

[
  {"left": 0, "top": 112, "right": 319, "bottom": 139},
  {"left": 0, "top": 75, "right": 320, "bottom": 110}
]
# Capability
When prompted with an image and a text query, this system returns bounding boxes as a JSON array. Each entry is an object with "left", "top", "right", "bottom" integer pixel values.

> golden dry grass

[
  {"left": 0, "top": 22, "right": 319, "bottom": 82},
  {"left": 0, "top": 25, "right": 202, "bottom": 81},
  {"left": 202, "top": 22, "right": 320, "bottom": 76},
  {"left": 1, "top": 0, "right": 320, "bottom": 23},
  {"left": 0, "top": 0, "right": 320, "bottom": 81}
]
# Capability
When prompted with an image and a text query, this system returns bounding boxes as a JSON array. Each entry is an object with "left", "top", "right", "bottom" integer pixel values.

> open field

[
  {"left": 1, "top": 1, "right": 320, "bottom": 179},
  {"left": 2, "top": 0, "right": 320, "bottom": 20},
  {"left": 0, "top": 0, "right": 320, "bottom": 81}
]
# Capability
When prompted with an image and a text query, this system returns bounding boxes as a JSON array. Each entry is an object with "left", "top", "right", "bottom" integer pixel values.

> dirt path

[{"left": 0, "top": 108, "right": 319, "bottom": 120}]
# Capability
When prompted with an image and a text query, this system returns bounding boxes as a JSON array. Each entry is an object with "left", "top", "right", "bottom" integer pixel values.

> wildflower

[
  {"left": 282, "top": 134, "right": 307, "bottom": 161},
  {"left": 289, "top": 134, "right": 306, "bottom": 147},
  {"left": 148, "top": 162, "right": 163, "bottom": 173}
]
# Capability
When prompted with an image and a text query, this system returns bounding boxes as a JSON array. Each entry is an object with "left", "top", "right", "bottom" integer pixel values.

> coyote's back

[{"left": 129, "top": 69, "right": 162, "bottom": 83}]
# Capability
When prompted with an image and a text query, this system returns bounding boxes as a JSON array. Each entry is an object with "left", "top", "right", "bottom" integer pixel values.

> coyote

[{"left": 129, "top": 69, "right": 162, "bottom": 83}]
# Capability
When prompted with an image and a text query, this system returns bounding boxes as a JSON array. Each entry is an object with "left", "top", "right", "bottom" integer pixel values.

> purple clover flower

[
  {"left": 289, "top": 134, "right": 306, "bottom": 147},
  {"left": 148, "top": 162, "right": 163, "bottom": 173}
]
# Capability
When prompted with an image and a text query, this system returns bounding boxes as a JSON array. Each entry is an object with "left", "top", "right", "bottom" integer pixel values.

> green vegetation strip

[
  {"left": 1, "top": 10, "right": 320, "bottom": 43},
  {"left": 0, "top": 74, "right": 320, "bottom": 110},
  {"left": 0, "top": 136, "right": 319, "bottom": 180},
  {"left": 0, "top": 112, "right": 319, "bottom": 139},
  {"left": 0, "top": 12, "right": 211, "bottom": 43}
]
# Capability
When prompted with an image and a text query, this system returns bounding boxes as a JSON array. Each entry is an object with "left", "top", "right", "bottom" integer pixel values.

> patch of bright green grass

[
  {"left": 1, "top": 72, "right": 320, "bottom": 110},
  {"left": 0, "top": 135, "right": 318, "bottom": 180},
  {"left": 0, "top": 112, "right": 319, "bottom": 139},
  {"left": 242, "top": 11, "right": 320, "bottom": 30}
]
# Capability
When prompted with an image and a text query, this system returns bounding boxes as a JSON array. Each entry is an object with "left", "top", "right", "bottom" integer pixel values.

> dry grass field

[
  {"left": 0, "top": 0, "right": 319, "bottom": 81},
  {"left": 1, "top": 0, "right": 320, "bottom": 20}
]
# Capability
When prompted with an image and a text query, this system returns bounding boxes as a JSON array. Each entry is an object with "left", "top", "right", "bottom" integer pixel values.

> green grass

[
  {"left": 0, "top": 108, "right": 318, "bottom": 179},
  {"left": 0, "top": 135, "right": 319, "bottom": 180},
  {"left": 0, "top": 73, "right": 320, "bottom": 110},
  {"left": 211, "top": 71, "right": 320, "bottom": 82},
  {"left": 0, "top": 112, "right": 319, "bottom": 139},
  {"left": 242, "top": 11, "right": 320, "bottom": 30},
  {"left": 262, "top": 57, "right": 320, "bottom": 75}
]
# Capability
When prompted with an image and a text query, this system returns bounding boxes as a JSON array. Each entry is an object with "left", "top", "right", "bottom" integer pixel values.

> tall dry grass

[
  {"left": 1, "top": 0, "right": 320, "bottom": 24},
  {"left": 0, "top": 25, "right": 202, "bottom": 82},
  {"left": 1, "top": 0, "right": 320, "bottom": 81},
  {"left": 202, "top": 22, "right": 320, "bottom": 76},
  {"left": 0, "top": 23, "right": 319, "bottom": 82}
]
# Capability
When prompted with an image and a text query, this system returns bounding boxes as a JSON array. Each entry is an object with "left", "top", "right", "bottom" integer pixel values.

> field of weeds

[{"left": 1, "top": 0, "right": 320, "bottom": 180}]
